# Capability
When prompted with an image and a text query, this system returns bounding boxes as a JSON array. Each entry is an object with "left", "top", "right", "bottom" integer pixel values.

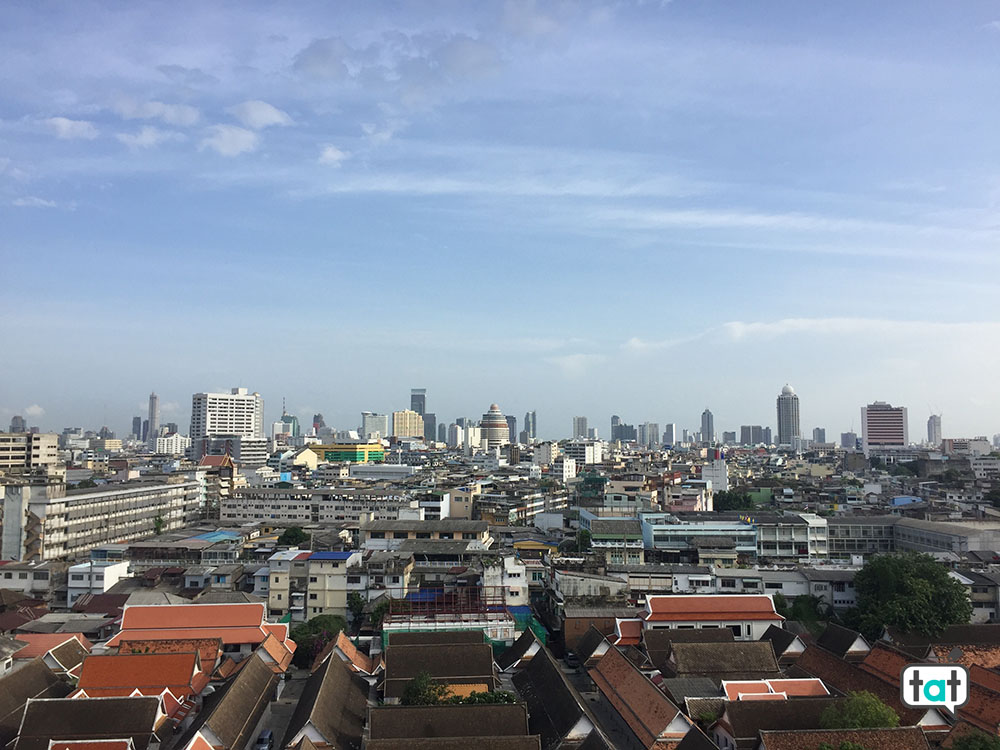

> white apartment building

[
  {"left": 2, "top": 478, "right": 204, "bottom": 561},
  {"left": 0, "top": 433, "right": 59, "bottom": 471},
  {"left": 361, "top": 412, "right": 390, "bottom": 440},
  {"left": 222, "top": 486, "right": 419, "bottom": 524},
  {"left": 155, "top": 433, "right": 191, "bottom": 456},
  {"left": 66, "top": 560, "right": 129, "bottom": 606},
  {"left": 190, "top": 387, "right": 264, "bottom": 440},
  {"left": 563, "top": 440, "right": 603, "bottom": 466}
]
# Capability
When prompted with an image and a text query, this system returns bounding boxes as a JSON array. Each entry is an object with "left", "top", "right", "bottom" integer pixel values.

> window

[
  {"left": 393, "top": 532, "right": 408, "bottom": 539},
  {"left": 463, "top": 533, "right": 477, "bottom": 540},
  {"left": 18, "top": 573, "right": 26, "bottom": 580},
  {"left": 370, "top": 531, "right": 385, "bottom": 539},
  {"left": 765, "top": 582, "right": 783, "bottom": 590},
  {"left": 720, "top": 579, "right": 736, "bottom": 589},
  {"left": 416, "top": 532, "right": 431, "bottom": 539},
  {"left": 309, "top": 593, "right": 317, "bottom": 600},
  {"left": 439, "top": 533, "right": 453, "bottom": 539},
  {"left": 71, "top": 574, "right": 85, "bottom": 581},
  {"left": 728, "top": 625, "right": 742, "bottom": 637},
  {"left": 309, "top": 576, "right": 318, "bottom": 583},
  {"left": 347, "top": 576, "right": 361, "bottom": 584}
]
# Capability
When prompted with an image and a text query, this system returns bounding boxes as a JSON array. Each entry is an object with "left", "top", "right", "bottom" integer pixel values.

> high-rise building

[
  {"left": 438, "top": 423, "right": 447, "bottom": 442},
  {"left": 410, "top": 388, "right": 426, "bottom": 416},
  {"left": 313, "top": 413, "right": 326, "bottom": 432},
  {"left": 862, "top": 402, "right": 908, "bottom": 456},
  {"left": 9, "top": 416, "right": 26, "bottom": 433},
  {"left": 722, "top": 431, "right": 736, "bottom": 444},
  {"left": 448, "top": 423, "right": 464, "bottom": 448},
  {"left": 776, "top": 384, "right": 800, "bottom": 447},
  {"left": 361, "top": 412, "right": 389, "bottom": 439},
  {"left": 762, "top": 427, "right": 772, "bottom": 445},
  {"left": 841, "top": 431, "right": 858, "bottom": 449},
  {"left": 611, "top": 415, "right": 621, "bottom": 437},
  {"left": 682, "top": 429, "right": 690, "bottom": 443},
  {"left": 812, "top": 427, "right": 826, "bottom": 444},
  {"left": 701, "top": 409, "right": 714, "bottom": 445},
  {"left": 663, "top": 423, "right": 676, "bottom": 445},
  {"left": 423, "top": 413, "right": 437, "bottom": 443},
  {"left": 147, "top": 392, "right": 160, "bottom": 450},
  {"left": 506, "top": 415, "right": 517, "bottom": 444},
  {"left": 190, "top": 387, "right": 264, "bottom": 440},
  {"left": 740, "top": 425, "right": 770, "bottom": 445},
  {"left": 927, "top": 414, "right": 942, "bottom": 446},
  {"left": 141, "top": 419, "right": 149, "bottom": 442},
  {"left": 281, "top": 412, "right": 300, "bottom": 437},
  {"left": 572, "top": 416, "right": 588, "bottom": 439},
  {"left": 131, "top": 416, "right": 142, "bottom": 439},
  {"left": 481, "top": 404, "right": 510, "bottom": 450},
  {"left": 524, "top": 411, "right": 537, "bottom": 441},
  {"left": 392, "top": 409, "right": 424, "bottom": 438}
]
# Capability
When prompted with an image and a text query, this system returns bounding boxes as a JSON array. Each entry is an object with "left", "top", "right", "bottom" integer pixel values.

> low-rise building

[{"left": 66, "top": 560, "right": 129, "bottom": 606}]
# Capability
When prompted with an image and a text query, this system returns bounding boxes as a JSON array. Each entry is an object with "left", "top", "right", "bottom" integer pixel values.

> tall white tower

[
  {"left": 776, "top": 384, "right": 800, "bottom": 447},
  {"left": 147, "top": 392, "right": 160, "bottom": 449}
]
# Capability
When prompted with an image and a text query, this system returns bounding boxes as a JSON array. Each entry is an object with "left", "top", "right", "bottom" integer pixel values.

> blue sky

[{"left": 2, "top": 0, "right": 999, "bottom": 441}]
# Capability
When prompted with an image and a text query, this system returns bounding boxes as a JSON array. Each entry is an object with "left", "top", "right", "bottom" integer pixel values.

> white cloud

[
  {"left": 721, "top": 317, "right": 1000, "bottom": 342},
  {"left": 24, "top": 404, "right": 44, "bottom": 418},
  {"left": 228, "top": 100, "right": 292, "bottom": 129},
  {"left": 318, "top": 144, "right": 348, "bottom": 166},
  {"left": 115, "top": 126, "right": 185, "bottom": 150},
  {"left": 45, "top": 117, "right": 98, "bottom": 140},
  {"left": 293, "top": 37, "right": 351, "bottom": 79},
  {"left": 544, "top": 353, "right": 606, "bottom": 377},
  {"left": 12, "top": 196, "right": 57, "bottom": 208},
  {"left": 200, "top": 125, "right": 258, "bottom": 157},
  {"left": 113, "top": 98, "right": 200, "bottom": 126}
]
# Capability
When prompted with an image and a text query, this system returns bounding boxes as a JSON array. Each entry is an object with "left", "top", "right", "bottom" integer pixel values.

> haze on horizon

[{"left": 2, "top": 1, "right": 999, "bottom": 440}]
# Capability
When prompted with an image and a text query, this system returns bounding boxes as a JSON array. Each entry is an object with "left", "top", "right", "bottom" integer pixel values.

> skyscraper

[
  {"left": 392, "top": 409, "right": 424, "bottom": 438},
  {"left": 147, "top": 392, "right": 160, "bottom": 449},
  {"left": 9, "top": 415, "right": 27, "bottom": 433},
  {"left": 190, "top": 387, "right": 264, "bottom": 440},
  {"left": 438, "top": 423, "right": 447, "bottom": 442},
  {"left": 862, "top": 401, "right": 908, "bottom": 457},
  {"left": 423, "top": 413, "right": 437, "bottom": 442},
  {"left": 281, "top": 412, "right": 300, "bottom": 437},
  {"left": 506, "top": 415, "right": 517, "bottom": 444},
  {"left": 812, "top": 427, "right": 826, "bottom": 444},
  {"left": 663, "top": 423, "right": 676, "bottom": 446},
  {"left": 701, "top": 409, "right": 714, "bottom": 445},
  {"left": 524, "top": 411, "right": 537, "bottom": 441},
  {"left": 131, "top": 416, "right": 142, "bottom": 439},
  {"left": 927, "top": 414, "right": 942, "bottom": 446},
  {"left": 361, "top": 412, "right": 389, "bottom": 439},
  {"left": 313, "top": 413, "right": 326, "bottom": 432},
  {"left": 841, "top": 431, "right": 858, "bottom": 449},
  {"left": 410, "top": 388, "right": 426, "bottom": 416},
  {"left": 776, "top": 384, "right": 800, "bottom": 447},
  {"left": 572, "top": 416, "right": 588, "bottom": 439},
  {"left": 481, "top": 404, "right": 510, "bottom": 449}
]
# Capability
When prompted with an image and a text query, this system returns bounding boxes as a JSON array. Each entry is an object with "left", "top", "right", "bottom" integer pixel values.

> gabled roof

[
  {"left": 383, "top": 643, "right": 495, "bottom": 700},
  {"left": 759, "top": 727, "right": 930, "bottom": 750},
  {"left": 721, "top": 678, "right": 828, "bottom": 701},
  {"left": 668, "top": 642, "right": 780, "bottom": 679},
  {"left": 14, "top": 696, "right": 161, "bottom": 750},
  {"left": 496, "top": 628, "right": 540, "bottom": 672},
  {"left": 106, "top": 603, "right": 289, "bottom": 650},
  {"left": 49, "top": 741, "right": 136, "bottom": 750},
  {"left": 759, "top": 625, "right": 802, "bottom": 658},
  {"left": 613, "top": 618, "right": 642, "bottom": 646},
  {"left": 859, "top": 643, "right": 912, "bottom": 684},
  {"left": 12, "top": 634, "right": 93, "bottom": 660},
  {"left": 75, "top": 652, "right": 207, "bottom": 698},
  {"left": 368, "top": 704, "right": 529, "bottom": 740},
  {"left": 816, "top": 623, "right": 870, "bottom": 660},
  {"left": 576, "top": 626, "right": 611, "bottom": 664},
  {"left": 386, "top": 630, "right": 485, "bottom": 646},
  {"left": 588, "top": 646, "right": 689, "bottom": 749},
  {"left": 512, "top": 646, "right": 586, "bottom": 749},
  {"left": 116, "top": 638, "right": 222, "bottom": 667},
  {"left": 257, "top": 632, "right": 295, "bottom": 674},
  {"left": 282, "top": 653, "right": 367, "bottom": 750},
  {"left": 717, "top": 697, "right": 839, "bottom": 744},
  {"left": 643, "top": 595, "right": 783, "bottom": 623},
  {"left": 643, "top": 628, "right": 734, "bottom": 670},
  {"left": 365, "top": 739, "right": 541, "bottom": 750},
  {"left": 46, "top": 639, "right": 91, "bottom": 673},
  {"left": 0, "top": 658, "right": 71, "bottom": 748}
]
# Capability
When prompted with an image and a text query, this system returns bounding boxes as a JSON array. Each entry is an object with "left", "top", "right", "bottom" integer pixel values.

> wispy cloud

[
  {"left": 24, "top": 404, "right": 45, "bottom": 418},
  {"left": 200, "top": 125, "right": 258, "bottom": 156},
  {"left": 44, "top": 117, "right": 98, "bottom": 140},
  {"left": 318, "top": 144, "right": 349, "bottom": 166},
  {"left": 228, "top": 100, "right": 293, "bottom": 129},
  {"left": 116, "top": 126, "right": 185, "bottom": 150},
  {"left": 113, "top": 98, "right": 200, "bottom": 126},
  {"left": 12, "top": 196, "right": 57, "bottom": 208}
]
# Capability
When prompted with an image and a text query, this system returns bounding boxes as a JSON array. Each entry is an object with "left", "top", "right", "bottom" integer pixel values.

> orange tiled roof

[
  {"left": 119, "top": 602, "right": 266, "bottom": 630},
  {"left": 957, "top": 682, "right": 1000, "bottom": 735},
  {"left": 77, "top": 652, "right": 207, "bottom": 696},
  {"left": 12, "top": 633, "right": 93, "bottom": 659},
  {"left": 933, "top": 645, "right": 1000, "bottom": 670},
  {"left": 614, "top": 618, "right": 643, "bottom": 646},
  {"left": 859, "top": 643, "right": 911, "bottom": 685},
  {"left": 259, "top": 632, "right": 294, "bottom": 674},
  {"left": 643, "top": 595, "right": 783, "bottom": 622},
  {"left": 333, "top": 631, "right": 374, "bottom": 674},
  {"left": 723, "top": 678, "right": 829, "bottom": 701},
  {"left": 117, "top": 637, "right": 222, "bottom": 666}
]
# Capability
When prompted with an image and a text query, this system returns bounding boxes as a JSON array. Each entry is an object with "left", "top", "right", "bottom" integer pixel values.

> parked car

[
  {"left": 564, "top": 651, "right": 580, "bottom": 668},
  {"left": 255, "top": 730, "right": 274, "bottom": 750}
]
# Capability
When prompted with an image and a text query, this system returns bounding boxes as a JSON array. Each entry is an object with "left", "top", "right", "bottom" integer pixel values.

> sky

[{"left": 2, "top": 0, "right": 1000, "bottom": 441}]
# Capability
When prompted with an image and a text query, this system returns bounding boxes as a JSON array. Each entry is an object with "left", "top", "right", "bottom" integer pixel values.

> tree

[
  {"left": 819, "top": 691, "right": 899, "bottom": 729},
  {"left": 984, "top": 488, "right": 1000, "bottom": 508},
  {"left": 347, "top": 591, "right": 365, "bottom": 621},
  {"left": 278, "top": 526, "right": 309, "bottom": 547},
  {"left": 153, "top": 514, "right": 165, "bottom": 535},
  {"left": 289, "top": 614, "right": 346, "bottom": 668},
  {"left": 401, "top": 671, "right": 451, "bottom": 705},
  {"left": 576, "top": 529, "right": 592, "bottom": 553},
  {"left": 951, "top": 732, "right": 1000, "bottom": 750},
  {"left": 447, "top": 690, "right": 517, "bottom": 704},
  {"left": 715, "top": 490, "right": 754, "bottom": 512},
  {"left": 852, "top": 552, "right": 972, "bottom": 641}
]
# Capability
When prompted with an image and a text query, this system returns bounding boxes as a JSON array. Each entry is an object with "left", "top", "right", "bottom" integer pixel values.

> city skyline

[{"left": 3, "top": 2, "right": 1000, "bottom": 437}]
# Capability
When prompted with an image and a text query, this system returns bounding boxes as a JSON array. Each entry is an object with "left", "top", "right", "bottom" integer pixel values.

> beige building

[
  {"left": 0, "top": 433, "right": 59, "bottom": 472},
  {"left": 391, "top": 409, "right": 424, "bottom": 438},
  {"left": 306, "top": 551, "right": 362, "bottom": 618}
]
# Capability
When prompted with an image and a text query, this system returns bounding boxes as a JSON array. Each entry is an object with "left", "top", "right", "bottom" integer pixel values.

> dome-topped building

[
  {"left": 481, "top": 403, "right": 510, "bottom": 450},
  {"left": 776, "top": 384, "right": 800, "bottom": 447}
]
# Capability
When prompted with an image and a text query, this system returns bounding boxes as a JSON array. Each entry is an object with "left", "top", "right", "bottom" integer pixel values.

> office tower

[
  {"left": 142, "top": 419, "right": 149, "bottom": 442},
  {"left": 392, "top": 409, "right": 424, "bottom": 438},
  {"left": 663, "top": 423, "right": 676, "bottom": 446},
  {"left": 455, "top": 417, "right": 467, "bottom": 429},
  {"left": 927, "top": 414, "right": 942, "bottom": 446},
  {"left": 410, "top": 388, "right": 426, "bottom": 416},
  {"left": 147, "top": 392, "right": 160, "bottom": 449},
  {"left": 722, "top": 431, "right": 736, "bottom": 444},
  {"left": 438, "top": 423, "right": 447, "bottom": 442},
  {"left": 165, "top": 422, "right": 178, "bottom": 435},
  {"left": 423, "top": 413, "right": 437, "bottom": 442},
  {"left": 740, "top": 426, "right": 752, "bottom": 445},
  {"left": 812, "top": 427, "right": 826, "bottom": 444},
  {"left": 761, "top": 427, "right": 772, "bottom": 444},
  {"left": 281, "top": 413, "right": 300, "bottom": 437},
  {"left": 862, "top": 402, "right": 908, "bottom": 456},
  {"left": 190, "top": 387, "right": 264, "bottom": 440},
  {"left": 524, "top": 411, "right": 537, "bottom": 441},
  {"left": 9, "top": 416, "right": 26, "bottom": 433},
  {"left": 448, "top": 423, "right": 464, "bottom": 448},
  {"left": 701, "top": 409, "right": 714, "bottom": 445},
  {"left": 506, "top": 415, "right": 517, "bottom": 444},
  {"left": 776, "top": 384, "right": 800, "bottom": 447},
  {"left": 647, "top": 422, "right": 660, "bottom": 448},
  {"left": 587, "top": 427, "right": 599, "bottom": 439},
  {"left": 682, "top": 429, "right": 690, "bottom": 443},
  {"left": 611, "top": 415, "right": 621, "bottom": 437},
  {"left": 361, "top": 412, "right": 389, "bottom": 439},
  {"left": 572, "top": 416, "right": 588, "bottom": 439},
  {"left": 481, "top": 404, "right": 510, "bottom": 449},
  {"left": 313, "top": 413, "right": 326, "bottom": 432},
  {"left": 841, "top": 431, "right": 858, "bottom": 449},
  {"left": 131, "top": 416, "right": 142, "bottom": 439}
]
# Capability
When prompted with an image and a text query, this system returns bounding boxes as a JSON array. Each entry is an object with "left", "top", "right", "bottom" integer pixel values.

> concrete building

[
  {"left": 524, "top": 411, "right": 537, "bottom": 441},
  {"left": 190, "top": 387, "right": 264, "bottom": 441},
  {"left": 572, "top": 416, "right": 588, "bottom": 439},
  {"left": 306, "top": 442, "right": 385, "bottom": 463},
  {"left": 0, "top": 433, "right": 59, "bottom": 471},
  {"left": 702, "top": 453, "right": 729, "bottom": 493},
  {"left": 410, "top": 388, "right": 426, "bottom": 415},
  {"left": 422, "top": 413, "right": 437, "bottom": 443},
  {"left": 506, "top": 415, "right": 517, "bottom": 444},
  {"left": 360, "top": 519, "right": 492, "bottom": 551},
  {"left": 392, "top": 409, "right": 424, "bottom": 438},
  {"left": 305, "top": 551, "right": 363, "bottom": 619},
  {"left": 155, "top": 433, "right": 191, "bottom": 456},
  {"left": 2, "top": 477, "right": 204, "bottom": 561},
  {"left": 147, "top": 392, "right": 160, "bottom": 451},
  {"left": 193, "top": 435, "right": 269, "bottom": 469},
  {"left": 776, "top": 384, "right": 800, "bottom": 447},
  {"left": 563, "top": 440, "right": 603, "bottom": 467},
  {"left": 481, "top": 404, "right": 510, "bottom": 450},
  {"left": 861, "top": 401, "right": 908, "bottom": 457},
  {"left": 663, "top": 423, "right": 677, "bottom": 446},
  {"left": 701, "top": 409, "right": 714, "bottom": 445},
  {"left": 361, "top": 412, "right": 390, "bottom": 440},
  {"left": 222, "top": 486, "right": 417, "bottom": 524},
  {"left": 927, "top": 414, "right": 942, "bottom": 446},
  {"left": 841, "top": 431, "right": 858, "bottom": 449},
  {"left": 66, "top": 560, "right": 129, "bottom": 606},
  {"left": 812, "top": 428, "right": 826, "bottom": 444}
]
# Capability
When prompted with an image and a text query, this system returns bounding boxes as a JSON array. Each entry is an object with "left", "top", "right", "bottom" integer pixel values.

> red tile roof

[
  {"left": 722, "top": 679, "right": 829, "bottom": 700},
  {"left": 12, "top": 633, "right": 93, "bottom": 659},
  {"left": 76, "top": 652, "right": 208, "bottom": 698},
  {"left": 957, "top": 682, "right": 1000, "bottom": 735},
  {"left": 859, "top": 643, "right": 911, "bottom": 685},
  {"left": 116, "top": 637, "right": 222, "bottom": 667},
  {"left": 258, "top": 632, "right": 295, "bottom": 674},
  {"left": 106, "top": 603, "right": 292, "bottom": 652},
  {"left": 643, "top": 595, "right": 783, "bottom": 623},
  {"left": 614, "top": 618, "right": 643, "bottom": 647}
]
